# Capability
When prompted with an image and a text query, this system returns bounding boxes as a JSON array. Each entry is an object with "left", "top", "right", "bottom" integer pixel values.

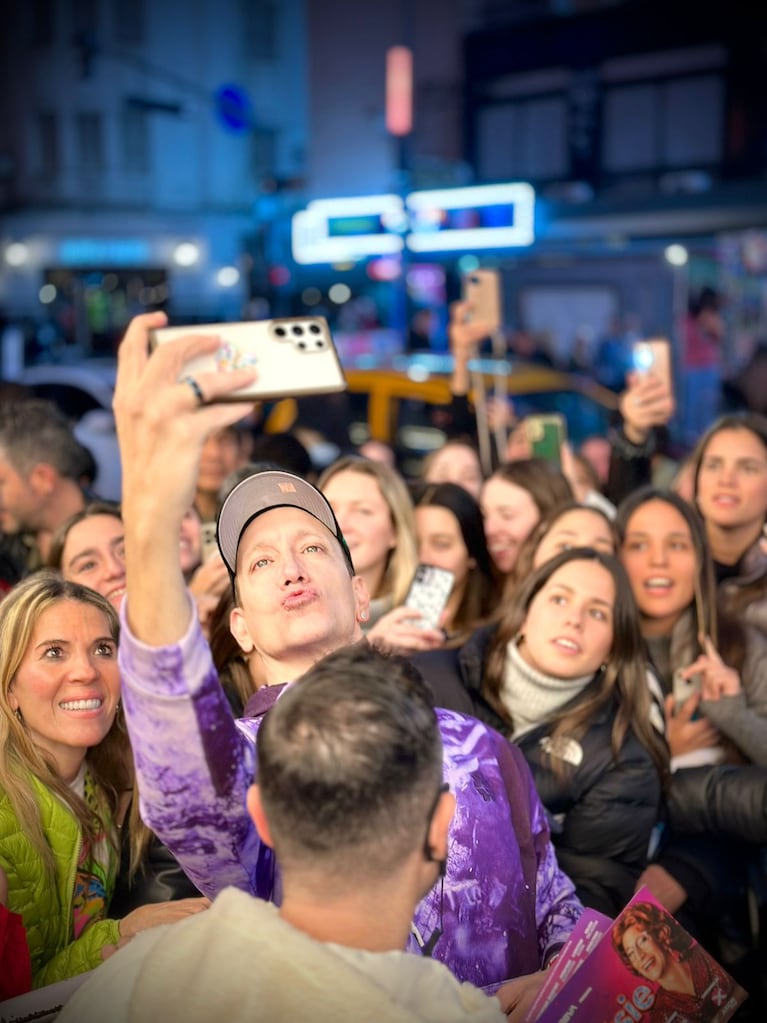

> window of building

[
  {"left": 37, "top": 112, "right": 60, "bottom": 178},
  {"left": 121, "top": 103, "right": 150, "bottom": 172},
  {"left": 663, "top": 75, "right": 722, "bottom": 166},
  {"left": 241, "top": 0, "right": 276, "bottom": 60},
  {"left": 603, "top": 83, "right": 657, "bottom": 172},
  {"left": 77, "top": 112, "right": 105, "bottom": 175},
  {"left": 477, "top": 95, "right": 568, "bottom": 181},
  {"left": 603, "top": 74, "right": 723, "bottom": 173}
]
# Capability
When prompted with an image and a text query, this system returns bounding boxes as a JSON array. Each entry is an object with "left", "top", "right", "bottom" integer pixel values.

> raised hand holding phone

[
  {"left": 461, "top": 269, "right": 503, "bottom": 333},
  {"left": 150, "top": 317, "right": 346, "bottom": 402},
  {"left": 619, "top": 341, "right": 675, "bottom": 445},
  {"left": 404, "top": 564, "right": 455, "bottom": 632}
]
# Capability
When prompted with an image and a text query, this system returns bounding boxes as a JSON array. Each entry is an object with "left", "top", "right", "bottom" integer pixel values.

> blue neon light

[{"left": 58, "top": 239, "right": 152, "bottom": 266}]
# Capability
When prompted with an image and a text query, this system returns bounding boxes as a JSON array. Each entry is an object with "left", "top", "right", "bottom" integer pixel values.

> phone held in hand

[
  {"left": 461, "top": 269, "right": 502, "bottom": 333},
  {"left": 404, "top": 565, "right": 455, "bottom": 632},
  {"left": 672, "top": 668, "right": 701, "bottom": 719},
  {"left": 632, "top": 338, "right": 672, "bottom": 391},
  {"left": 199, "top": 521, "right": 219, "bottom": 564},
  {"left": 150, "top": 317, "right": 347, "bottom": 402},
  {"left": 526, "top": 414, "right": 567, "bottom": 467}
]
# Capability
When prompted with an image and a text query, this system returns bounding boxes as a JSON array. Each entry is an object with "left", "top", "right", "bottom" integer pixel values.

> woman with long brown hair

[
  {"left": 414, "top": 548, "right": 668, "bottom": 915},
  {"left": 0, "top": 573, "right": 207, "bottom": 988}
]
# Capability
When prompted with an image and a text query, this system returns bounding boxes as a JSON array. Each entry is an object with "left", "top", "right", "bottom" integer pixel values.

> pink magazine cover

[
  {"left": 524, "top": 908, "right": 613, "bottom": 1022},
  {"left": 531, "top": 887, "right": 748, "bottom": 1023}
]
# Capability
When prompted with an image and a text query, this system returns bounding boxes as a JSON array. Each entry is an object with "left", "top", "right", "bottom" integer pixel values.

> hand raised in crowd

[
  {"left": 366, "top": 604, "right": 447, "bottom": 655},
  {"left": 448, "top": 300, "right": 493, "bottom": 395},
  {"left": 503, "top": 419, "right": 532, "bottom": 462},
  {"left": 618, "top": 369, "right": 675, "bottom": 445},
  {"left": 114, "top": 312, "right": 256, "bottom": 646},
  {"left": 114, "top": 312, "right": 256, "bottom": 525},
  {"left": 188, "top": 550, "right": 230, "bottom": 602},
  {"left": 682, "top": 636, "right": 742, "bottom": 701},
  {"left": 448, "top": 299, "right": 493, "bottom": 357},
  {"left": 487, "top": 394, "right": 517, "bottom": 433},
  {"left": 663, "top": 692, "right": 721, "bottom": 757}
]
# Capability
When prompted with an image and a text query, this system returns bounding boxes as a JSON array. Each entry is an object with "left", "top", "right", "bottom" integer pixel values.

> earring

[
  {"left": 14, "top": 707, "right": 23, "bottom": 723},
  {"left": 359, "top": 609, "right": 369, "bottom": 622}
]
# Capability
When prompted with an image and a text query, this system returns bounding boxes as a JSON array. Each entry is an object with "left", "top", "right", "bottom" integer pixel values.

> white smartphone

[
  {"left": 150, "top": 317, "right": 347, "bottom": 401},
  {"left": 199, "top": 521, "right": 219, "bottom": 564},
  {"left": 632, "top": 338, "right": 672, "bottom": 391},
  {"left": 462, "top": 269, "right": 502, "bottom": 332},
  {"left": 404, "top": 564, "right": 455, "bottom": 631},
  {"left": 672, "top": 669, "right": 701, "bottom": 718}
]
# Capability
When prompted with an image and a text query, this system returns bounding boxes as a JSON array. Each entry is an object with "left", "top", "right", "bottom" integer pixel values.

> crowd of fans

[{"left": 0, "top": 300, "right": 764, "bottom": 1021}]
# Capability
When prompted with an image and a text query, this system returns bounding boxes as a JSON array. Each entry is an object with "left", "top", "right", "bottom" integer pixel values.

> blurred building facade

[
  {"left": 0, "top": 0, "right": 308, "bottom": 347},
  {"left": 0, "top": 0, "right": 766, "bottom": 368}
]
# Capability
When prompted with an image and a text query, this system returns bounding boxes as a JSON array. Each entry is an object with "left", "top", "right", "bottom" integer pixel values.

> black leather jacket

[{"left": 414, "top": 626, "right": 664, "bottom": 916}]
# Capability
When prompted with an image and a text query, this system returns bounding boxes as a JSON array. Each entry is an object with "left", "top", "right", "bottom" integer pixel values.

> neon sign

[
  {"left": 290, "top": 183, "right": 535, "bottom": 263},
  {"left": 291, "top": 195, "right": 406, "bottom": 265},
  {"left": 406, "top": 183, "right": 535, "bottom": 252}
]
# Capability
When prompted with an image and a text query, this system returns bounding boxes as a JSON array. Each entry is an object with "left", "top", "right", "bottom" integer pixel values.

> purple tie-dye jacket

[{"left": 118, "top": 601, "right": 582, "bottom": 989}]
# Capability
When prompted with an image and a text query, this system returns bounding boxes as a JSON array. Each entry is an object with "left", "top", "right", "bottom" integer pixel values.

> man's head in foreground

[{"left": 247, "top": 643, "right": 454, "bottom": 918}]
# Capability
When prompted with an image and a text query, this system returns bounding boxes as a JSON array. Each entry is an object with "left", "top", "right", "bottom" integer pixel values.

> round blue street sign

[{"left": 214, "top": 84, "right": 253, "bottom": 133}]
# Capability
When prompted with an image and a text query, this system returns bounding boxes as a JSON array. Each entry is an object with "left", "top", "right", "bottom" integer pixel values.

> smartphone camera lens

[
  {"left": 274, "top": 326, "right": 287, "bottom": 338},
  {"left": 291, "top": 325, "right": 304, "bottom": 337},
  {"left": 309, "top": 323, "right": 321, "bottom": 335}
]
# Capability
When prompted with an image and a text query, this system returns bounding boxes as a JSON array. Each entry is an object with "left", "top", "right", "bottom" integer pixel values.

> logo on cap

[{"left": 278, "top": 482, "right": 297, "bottom": 493}]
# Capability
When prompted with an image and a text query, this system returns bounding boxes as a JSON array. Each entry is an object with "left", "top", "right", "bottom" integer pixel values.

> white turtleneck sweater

[{"left": 501, "top": 640, "right": 593, "bottom": 740}]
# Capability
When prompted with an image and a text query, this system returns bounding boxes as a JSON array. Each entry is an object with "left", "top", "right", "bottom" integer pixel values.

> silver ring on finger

[{"left": 182, "top": 375, "right": 205, "bottom": 407}]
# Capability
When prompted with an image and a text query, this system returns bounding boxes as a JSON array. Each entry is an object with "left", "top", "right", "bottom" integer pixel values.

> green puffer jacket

[{"left": 0, "top": 772, "right": 121, "bottom": 988}]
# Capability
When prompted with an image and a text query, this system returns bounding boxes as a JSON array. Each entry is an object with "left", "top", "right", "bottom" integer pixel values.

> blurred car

[
  {"left": 15, "top": 352, "right": 618, "bottom": 491},
  {"left": 341, "top": 352, "right": 618, "bottom": 475}
]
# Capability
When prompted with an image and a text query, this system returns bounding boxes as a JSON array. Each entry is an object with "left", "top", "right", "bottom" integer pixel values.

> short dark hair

[
  {"left": 256, "top": 643, "right": 443, "bottom": 880},
  {"left": 0, "top": 399, "right": 87, "bottom": 480}
]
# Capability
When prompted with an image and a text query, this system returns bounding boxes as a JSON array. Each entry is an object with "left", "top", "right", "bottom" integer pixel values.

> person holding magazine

[{"left": 521, "top": 888, "right": 747, "bottom": 1023}]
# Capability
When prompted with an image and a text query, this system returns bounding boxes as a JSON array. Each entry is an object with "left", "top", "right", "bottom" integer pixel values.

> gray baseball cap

[{"left": 217, "top": 469, "right": 354, "bottom": 577}]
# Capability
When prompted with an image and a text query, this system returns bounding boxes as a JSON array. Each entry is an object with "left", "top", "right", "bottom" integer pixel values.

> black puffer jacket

[{"left": 414, "top": 626, "right": 663, "bottom": 916}]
